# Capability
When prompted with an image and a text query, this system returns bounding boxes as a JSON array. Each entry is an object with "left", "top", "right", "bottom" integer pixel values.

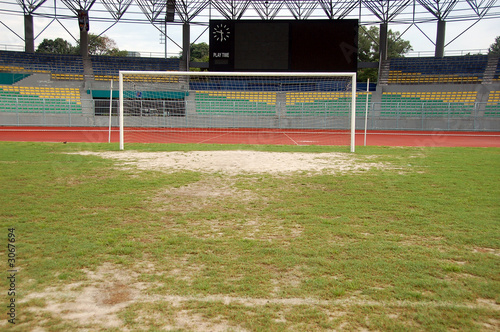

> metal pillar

[
  {"left": 24, "top": 14, "right": 34, "bottom": 53},
  {"left": 164, "top": 22, "right": 168, "bottom": 59},
  {"left": 379, "top": 22, "right": 388, "bottom": 62},
  {"left": 435, "top": 19, "right": 446, "bottom": 57},
  {"left": 182, "top": 22, "right": 190, "bottom": 70},
  {"left": 78, "top": 10, "right": 90, "bottom": 58},
  {"left": 80, "top": 29, "right": 89, "bottom": 58}
]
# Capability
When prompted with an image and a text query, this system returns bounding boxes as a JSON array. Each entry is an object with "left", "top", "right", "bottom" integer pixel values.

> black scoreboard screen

[{"left": 209, "top": 20, "right": 358, "bottom": 72}]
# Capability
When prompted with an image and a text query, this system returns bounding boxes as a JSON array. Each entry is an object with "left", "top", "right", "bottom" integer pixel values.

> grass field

[{"left": 1, "top": 141, "right": 499, "bottom": 331}]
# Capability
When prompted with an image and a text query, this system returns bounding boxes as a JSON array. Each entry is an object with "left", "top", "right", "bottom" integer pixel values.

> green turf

[{"left": 0, "top": 142, "right": 498, "bottom": 331}]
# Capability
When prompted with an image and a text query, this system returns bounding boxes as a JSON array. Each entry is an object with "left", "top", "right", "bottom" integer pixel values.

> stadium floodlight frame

[{"left": 119, "top": 70, "right": 357, "bottom": 152}]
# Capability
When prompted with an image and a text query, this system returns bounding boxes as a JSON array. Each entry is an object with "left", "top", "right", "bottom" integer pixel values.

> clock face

[{"left": 212, "top": 24, "right": 231, "bottom": 42}]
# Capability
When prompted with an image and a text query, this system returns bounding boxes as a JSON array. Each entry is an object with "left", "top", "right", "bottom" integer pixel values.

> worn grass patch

[{"left": 0, "top": 142, "right": 498, "bottom": 331}]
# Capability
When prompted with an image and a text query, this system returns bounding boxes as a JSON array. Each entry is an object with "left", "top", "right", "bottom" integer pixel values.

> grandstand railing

[
  {"left": 1, "top": 99, "right": 497, "bottom": 116},
  {"left": 0, "top": 43, "right": 490, "bottom": 58},
  {"left": 405, "top": 49, "right": 489, "bottom": 57},
  {"left": 1, "top": 98, "right": 498, "bottom": 130}
]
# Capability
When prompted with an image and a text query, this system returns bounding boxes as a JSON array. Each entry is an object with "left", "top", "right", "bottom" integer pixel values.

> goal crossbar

[{"left": 119, "top": 70, "right": 357, "bottom": 151}]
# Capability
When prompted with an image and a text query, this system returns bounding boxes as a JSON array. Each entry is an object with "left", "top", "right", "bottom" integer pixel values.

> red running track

[{"left": 0, "top": 127, "right": 499, "bottom": 148}]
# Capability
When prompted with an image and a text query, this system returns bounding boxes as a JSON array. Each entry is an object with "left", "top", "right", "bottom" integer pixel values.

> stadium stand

[
  {"left": 0, "top": 51, "right": 181, "bottom": 81},
  {"left": 286, "top": 92, "right": 371, "bottom": 116},
  {"left": 91, "top": 55, "right": 180, "bottom": 81},
  {"left": 494, "top": 57, "right": 500, "bottom": 82},
  {"left": 486, "top": 90, "right": 500, "bottom": 117},
  {"left": 385, "top": 55, "right": 489, "bottom": 84},
  {"left": 195, "top": 91, "right": 276, "bottom": 114},
  {"left": 0, "top": 49, "right": 498, "bottom": 130},
  {"left": 0, "top": 50, "right": 84, "bottom": 75},
  {"left": 0, "top": 85, "right": 82, "bottom": 113},
  {"left": 376, "top": 55, "right": 500, "bottom": 131},
  {"left": 381, "top": 91, "right": 477, "bottom": 117},
  {"left": 0, "top": 72, "right": 31, "bottom": 85},
  {"left": 51, "top": 73, "right": 85, "bottom": 81}
]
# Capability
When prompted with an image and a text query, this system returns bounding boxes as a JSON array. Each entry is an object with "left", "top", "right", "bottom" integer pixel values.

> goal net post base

[{"left": 119, "top": 71, "right": 356, "bottom": 152}]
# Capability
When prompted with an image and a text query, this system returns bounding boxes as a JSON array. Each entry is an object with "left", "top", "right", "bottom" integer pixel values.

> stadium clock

[{"left": 212, "top": 24, "right": 231, "bottom": 42}]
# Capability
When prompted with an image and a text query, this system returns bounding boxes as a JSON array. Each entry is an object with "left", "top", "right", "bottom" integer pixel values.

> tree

[
  {"left": 36, "top": 35, "right": 128, "bottom": 56},
  {"left": 357, "top": 26, "right": 413, "bottom": 82},
  {"left": 358, "top": 26, "right": 413, "bottom": 61},
  {"left": 77, "top": 34, "right": 128, "bottom": 56},
  {"left": 36, "top": 38, "right": 78, "bottom": 54},
  {"left": 106, "top": 47, "right": 129, "bottom": 57},
  {"left": 177, "top": 42, "right": 209, "bottom": 62},
  {"left": 175, "top": 42, "right": 210, "bottom": 70},
  {"left": 488, "top": 36, "right": 500, "bottom": 55},
  {"left": 190, "top": 42, "right": 209, "bottom": 62}
]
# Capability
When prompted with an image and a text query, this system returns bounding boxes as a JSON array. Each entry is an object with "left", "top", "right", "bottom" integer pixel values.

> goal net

[{"left": 119, "top": 71, "right": 357, "bottom": 151}]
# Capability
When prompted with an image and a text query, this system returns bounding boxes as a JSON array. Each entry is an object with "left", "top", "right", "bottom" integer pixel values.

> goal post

[{"left": 119, "top": 71, "right": 357, "bottom": 152}]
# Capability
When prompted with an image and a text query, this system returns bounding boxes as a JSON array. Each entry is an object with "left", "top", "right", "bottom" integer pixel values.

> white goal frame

[{"left": 119, "top": 71, "right": 357, "bottom": 152}]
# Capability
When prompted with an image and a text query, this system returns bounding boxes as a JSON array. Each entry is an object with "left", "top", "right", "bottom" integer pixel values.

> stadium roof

[{"left": 1, "top": 0, "right": 499, "bottom": 58}]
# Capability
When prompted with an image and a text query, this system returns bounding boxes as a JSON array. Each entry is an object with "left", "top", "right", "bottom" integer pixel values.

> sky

[{"left": 0, "top": 0, "right": 499, "bottom": 58}]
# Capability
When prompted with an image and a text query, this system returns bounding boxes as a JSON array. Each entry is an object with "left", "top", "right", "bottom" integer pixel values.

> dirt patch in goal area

[{"left": 76, "top": 150, "right": 387, "bottom": 175}]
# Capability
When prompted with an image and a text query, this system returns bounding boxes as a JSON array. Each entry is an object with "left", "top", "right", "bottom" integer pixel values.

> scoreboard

[{"left": 209, "top": 19, "right": 358, "bottom": 72}]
